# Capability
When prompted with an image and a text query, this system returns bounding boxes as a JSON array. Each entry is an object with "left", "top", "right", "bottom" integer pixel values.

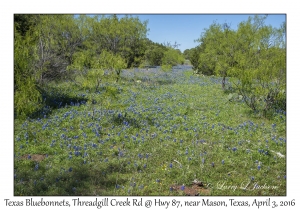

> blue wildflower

[
  {"left": 34, "top": 163, "right": 39, "bottom": 171},
  {"left": 185, "top": 149, "right": 188, "bottom": 155}
]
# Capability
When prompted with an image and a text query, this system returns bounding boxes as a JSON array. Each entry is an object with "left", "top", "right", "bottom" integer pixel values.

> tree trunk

[{"left": 222, "top": 76, "right": 226, "bottom": 89}]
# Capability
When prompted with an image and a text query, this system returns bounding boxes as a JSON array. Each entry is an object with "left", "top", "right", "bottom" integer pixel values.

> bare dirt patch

[{"left": 21, "top": 154, "right": 47, "bottom": 162}]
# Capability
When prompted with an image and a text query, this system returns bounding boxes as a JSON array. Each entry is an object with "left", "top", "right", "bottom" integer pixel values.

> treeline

[
  {"left": 14, "top": 14, "right": 185, "bottom": 118},
  {"left": 184, "top": 15, "right": 286, "bottom": 115}
]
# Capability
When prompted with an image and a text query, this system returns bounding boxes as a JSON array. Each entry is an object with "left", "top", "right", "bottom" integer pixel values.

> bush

[{"left": 14, "top": 29, "right": 43, "bottom": 118}]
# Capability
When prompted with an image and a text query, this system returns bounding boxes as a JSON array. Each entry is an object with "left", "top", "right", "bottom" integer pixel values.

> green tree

[
  {"left": 183, "top": 49, "right": 191, "bottom": 60},
  {"left": 228, "top": 15, "right": 286, "bottom": 114},
  {"left": 86, "top": 15, "right": 148, "bottom": 68},
  {"left": 32, "top": 15, "right": 84, "bottom": 83},
  {"left": 196, "top": 22, "right": 238, "bottom": 88},
  {"left": 143, "top": 42, "right": 166, "bottom": 66},
  {"left": 162, "top": 47, "right": 185, "bottom": 66},
  {"left": 14, "top": 22, "right": 42, "bottom": 118}
]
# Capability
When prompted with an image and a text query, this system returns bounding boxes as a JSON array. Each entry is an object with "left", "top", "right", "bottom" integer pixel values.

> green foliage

[
  {"left": 228, "top": 16, "right": 286, "bottom": 114},
  {"left": 28, "top": 15, "right": 83, "bottom": 82},
  {"left": 14, "top": 14, "right": 148, "bottom": 118},
  {"left": 162, "top": 47, "right": 185, "bottom": 66},
  {"left": 183, "top": 49, "right": 191, "bottom": 60},
  {"left": 86, "top": 15, "right": 148, "bottom": 68},
  {"left": 14, "top": 27, "right": 42, "bottom": 118},
  {"left": 97, "top": 50, "right": 127, "bottom": 82},
  {"left": 144, "top": 44, "right": 166, "bottom": 66},
  {"left": 161, "top": 64, "right": 172, "bottom": 72},
  {"left": 14, "top": 14, "right": 36, "bottom": 37},
  {"left": 192, "top": 15, "right": 286, "bottom": 114}
]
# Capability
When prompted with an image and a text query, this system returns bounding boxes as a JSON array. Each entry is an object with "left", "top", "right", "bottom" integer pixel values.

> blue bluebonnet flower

[
  {"left": 72, "top": 187, "right": 76, "bottom": 192},
  {"left": 211, "top": 162, "right": 215, "bottom": 167},
  {"left": 185, "top": 149, "right": 188, "bottom": 155},
  {"left": 257, "top": 165, "right": 261, "bottom": 170},
  {"left": 221, "top": 160, "right": 225, "bottom": 165},
  {"left": 251, "top": 176, "right": 255, "bottom": 181},
  {"left": 34, "top": 163, "right": 39, "bottom": 171},
  {"left": 180, "top": 185, "right": 185, "bottom": 190},
  {"left": 169, "top": 163, "right": 173, "bottom": 168},
  {"left": 232, "top": 147, "right": 237, "bottom": 152},
  {"left": 202, "top": 158, "right": 205, "bottom": 164},
  {"left": 69, "top": 167, "right": 73, "bottom": 172}
]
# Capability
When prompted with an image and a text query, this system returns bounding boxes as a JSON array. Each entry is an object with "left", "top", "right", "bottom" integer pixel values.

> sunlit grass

[{"left": 14, "top": 66, "right": 286, "bottom": 196}]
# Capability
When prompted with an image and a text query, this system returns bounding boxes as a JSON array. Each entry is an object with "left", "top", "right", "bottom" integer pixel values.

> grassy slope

[{"left": 14, "top": 66, "right": 286, "bottom": 196}]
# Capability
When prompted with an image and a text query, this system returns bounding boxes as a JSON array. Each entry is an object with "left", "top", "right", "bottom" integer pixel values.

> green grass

[{"left": 14, "top": 66, "right": 286, "bottom": 196}]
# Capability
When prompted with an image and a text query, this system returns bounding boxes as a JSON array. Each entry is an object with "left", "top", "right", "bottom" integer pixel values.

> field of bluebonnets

[{"left": 14, "top": 65, "right": 286, "bottom": 196}]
